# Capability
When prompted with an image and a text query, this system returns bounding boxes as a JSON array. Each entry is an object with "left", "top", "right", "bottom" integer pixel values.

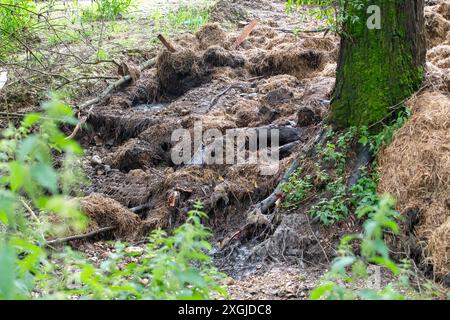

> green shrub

[
  {"left": 310, "top": 195, "right": 439, "bottom": 300},
  {"left": 0, "top": 0, "right": 36, "bottom": 60},
  {"left": 82, "top": 0, "right": 134, "bottom": 22},
  {"left": 0, "top": 94, "right": 85, "bottom": 299},
  {"left": 285, "top": 0, "right": 365, "bottom": 33},
  {"left": 58, "top": 202, "right": 227, "bottom": 300}
]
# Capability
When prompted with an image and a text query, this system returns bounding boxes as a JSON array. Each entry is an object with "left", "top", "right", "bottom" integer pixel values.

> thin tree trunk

[{"left": 330, "top": 0, "right": 426, "bottom": 128}]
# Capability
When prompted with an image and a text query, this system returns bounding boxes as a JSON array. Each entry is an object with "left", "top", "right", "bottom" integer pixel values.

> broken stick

[
  {"left": 234, "top": 20, "right": 258, "bottom": 49},
  {"left": 157, "top": 34, "right": 177, "bottom": 53}
]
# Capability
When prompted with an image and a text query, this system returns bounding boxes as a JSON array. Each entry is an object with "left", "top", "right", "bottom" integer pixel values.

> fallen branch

[
  {"left": 77, "top": 57, "right": 157, "bottom": 110},
  {"left": 46, "top": 226, "right": 116, "bottom": 246}
]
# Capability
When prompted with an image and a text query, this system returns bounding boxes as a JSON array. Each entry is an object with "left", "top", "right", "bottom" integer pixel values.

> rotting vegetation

[{"left": 1, "top": 0, "right": 450, "bottom": 300}]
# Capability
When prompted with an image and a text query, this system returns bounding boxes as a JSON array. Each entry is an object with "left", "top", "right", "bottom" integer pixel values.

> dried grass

[
  {"left": 248, "top": 44, "right": 325, "bottom": 79},
  {"left": 425, "top": 8, "right": 450, "bottom": 48},
  {"left": 378, "top": 91, "right": 450, "bottom": 278},
  {"left": 195, "top": 23, "right": 228, "bottom": 49},
  {"left": 428, "top": 218, "right": 450, "bottom": 278},
  {"left": 80, "top": 194, "right": 143, "bottom": 240}
]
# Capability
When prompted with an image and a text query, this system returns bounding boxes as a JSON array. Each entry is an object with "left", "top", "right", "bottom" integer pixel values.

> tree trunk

[{"left": 330, "top": 0, "right": 426, "bottom": 128}]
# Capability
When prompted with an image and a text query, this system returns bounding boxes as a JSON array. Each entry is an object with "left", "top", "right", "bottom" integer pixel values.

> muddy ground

[{"left": 2, "top": 0, "right": 450, "bottom": 299}]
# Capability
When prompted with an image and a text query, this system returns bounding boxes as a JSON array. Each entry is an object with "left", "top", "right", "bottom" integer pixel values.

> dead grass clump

[
  {"left": 209, "top": 0, "right": 248, "bottom": 24},
  {"left": 225, "top": 164, "right": 278, "bottom": 200},
  {"left": 425, "top": 9, "right": 450, "bottom": 48},
  {"left": 156, "top": 49, "right": 207, "bottom": 98},
  {"left": 427, "top": 45, "right": 450, "bottom": 69},
  {"left": 86, "top": 112, "right": 155, "bottom": 143},
  {"left": 80, "top": 193, "right": 143, "bottom": 240},
  {"left": 425, "top": 62, "right": 450, "bottom": 91},
  {"left": 256, "top": 74, "right": 300, "bottom": 94},
  {"left": 250, "top": 26, "right": 278, "bottom": 39},
  {"left": 428, "top": 218, "right": 450, "bottom": 278},
  {"left": 195, "top": 23, "right": 228, "bottom": 49},
  {"left": 138, "top": 122, "right": 175, "bottom": 150},
  {"left": 377, "top": 91, "right": 450, "bottom": 279},
  {"left": 438, "top": 0, "right": 450, "bottom": 20},
  {"left": 111, "top": 138, "right": 163, "bottom": 172},
  {"left": 301, "top": 37, "right": 337, "bottom": 51},
  {"left": 181, "top": 113, "right": 237, "bottom": 131},
  {"left": 90, "top": 169, "right": 160, "bottom": 208},
  {"left": 129, "top": 73, "right": 161, "bottom": 105},
  {"left": 144, "top": 167, "right": 220, "bottom": 229},
  {"left": 248, "top": 45, "right": 325, "bottom": 79},
  {"left": 265, "top": 34, "right": 297, "bottom": 50},
  {"left": 233, "top": 99, "right": 261, "bottom": 127}
]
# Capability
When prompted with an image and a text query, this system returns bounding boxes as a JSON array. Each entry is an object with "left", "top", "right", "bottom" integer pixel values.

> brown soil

[
  {"left": 2, "top": 0, "right": 449, "bottom": 299},
  {"left": 72, "top": 0, "right": 450, "bottom": 296}
]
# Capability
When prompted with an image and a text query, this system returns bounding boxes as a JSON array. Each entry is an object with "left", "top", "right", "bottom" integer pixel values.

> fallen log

[{"left": 230, "top": 125, "right": 304, "bottom": 145}]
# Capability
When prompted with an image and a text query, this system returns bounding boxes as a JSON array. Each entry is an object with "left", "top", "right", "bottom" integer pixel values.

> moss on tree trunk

[{"left": 330, "top": 0, "right": 426, "bottom": 128}]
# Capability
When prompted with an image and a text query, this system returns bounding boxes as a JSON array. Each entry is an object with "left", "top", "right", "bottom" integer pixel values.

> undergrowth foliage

[
  {"left": 82, "top": 0, "right": 135, "bottom": 22},
  {"left": 280, "top": 110, "right": 440, "bottom": 299},
  {"left": 282, "top": 111, "right": 412, "bottom": 225},
  {"left": 285, "top": 0, "right": 366, "bottom": 33},
  {"left": 310, "top": 196, "right": 439, "bottom": 300},
  {"left": 0, "top": 0, "right": 36, "bottom": 60},
  {"left": 0, "top": 96, "right": 226, "bottom": 300}
]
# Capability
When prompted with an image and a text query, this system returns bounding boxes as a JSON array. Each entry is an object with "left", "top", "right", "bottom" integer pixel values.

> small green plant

[
  {"left": 282, "top": 169, "right": 313, "bottom": 209},
  {"left": 0, "top": 94, "right": 86, "bottom": 299},
  {"left": 309, "top": 177, "right": 348, "bottom": 225},
  {"left": 0, "top": 0, "right": 37, "bottom": 60},
  {"left": 285, "top": 0, "right": 366, "bottom": 34},
  {"left": 167, "top": 4, "right": 209, "bottom": 32},
  {"left": 350, "top": 169, "right": 380, "bottom": 218},
  {"left": 82, "top": 0, "right": 134, "bottom": 22},
  {"left": 56, "top": 202, "right": 227, "bottom": 300},
  {"left": 310, "top": 195, "right": 438, "bottom": 300},
  {"left": 358, "top": 109, "right": 411, "bottom": 154}
]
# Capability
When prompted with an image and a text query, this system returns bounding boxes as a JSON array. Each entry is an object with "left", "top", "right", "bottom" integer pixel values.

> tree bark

[{"left": 330, "top": 0, "right": 426, "bottom": 128}]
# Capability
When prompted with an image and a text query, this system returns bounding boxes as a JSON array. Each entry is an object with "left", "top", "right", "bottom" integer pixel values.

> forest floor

[{"left": 1, "top": 0, "right": 449, "bottom": 299}]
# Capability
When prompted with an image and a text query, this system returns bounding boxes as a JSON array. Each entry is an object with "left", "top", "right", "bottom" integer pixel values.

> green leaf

[
  {"left": 22, "top": 113, "right": 41, "bottom": 129},
  {"left": 309, "top": 282, "right": 335, "bottom": 300},
  {"left": 17, "top": 135, "right": 39, "bottom": 162},
  {"left": 0, "top": 243, "right": 16, "bottom": 300},
  {"left": 331, "top": 256, "right": 356, "bottom": 274},
  {"left": 8, "top": 161, "right": 25, "bottom": 192},
  {"left": 31, "top": 163, "right": 58, "bottom": 193}
]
